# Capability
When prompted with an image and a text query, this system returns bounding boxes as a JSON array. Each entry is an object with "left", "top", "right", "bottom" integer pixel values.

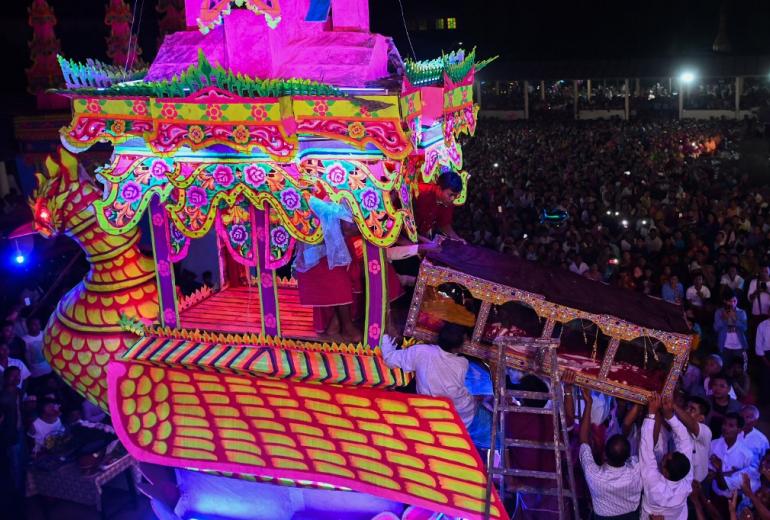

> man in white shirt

[
  {"left": 0, "top": 342, "right": 31, "bottom": 389},
  {"left": 720, "top": 264, "right": 744, "bottom": 292},
  {"left": 674, "top": 396, "right": 712, "bottom": 483},
  {"left": 739, "top": 405, "right": 769, "bottom": 470},
  {"left": 382, "top": 325, "right": 493, "bottom": 450},
  {"left": 709, "top": 412, "right": 759, "bottom": 500},
  {"left": 578, "top": 387, "right": 641, "bottom": 519},
  {"left": 685, "top": 274, "right": 711, "bottom": 308},
  {"left": 640, "top": 394, "right": 693, "bottom": 520},
  {"left": 569, "top": 254, "right": 589, "bottom": 276},
  {"left": 748, "top": 265, "right": 770, "bottom": 326},
  {"left": 756, "top": 317, "right": 770, "bottom": 399},
  {"left": 21, "top": 317, "right": 51, "bottom": 379}
]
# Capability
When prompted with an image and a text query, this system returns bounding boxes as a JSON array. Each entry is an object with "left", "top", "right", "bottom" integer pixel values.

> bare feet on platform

[{"left": 340, "top": 324, "right": 363, "bottom": 344}]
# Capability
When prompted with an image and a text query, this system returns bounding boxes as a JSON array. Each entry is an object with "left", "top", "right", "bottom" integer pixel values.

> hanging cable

[
  {"left": 396, "top": 0, "right": 417, "bottom": 60},
  {"left": 124, "top": 0, "right": 140, "bottom": 72},
  {"left": 125, "top": 0, "right": 147, "bottom": 71}
]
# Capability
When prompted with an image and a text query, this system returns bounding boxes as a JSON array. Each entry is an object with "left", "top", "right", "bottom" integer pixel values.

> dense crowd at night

[
  {"left": 449, "top": 115, "right": 770, "bottom": 517},
  {"left": 3, "top": 110, "right": 770, "bottom": 518}
]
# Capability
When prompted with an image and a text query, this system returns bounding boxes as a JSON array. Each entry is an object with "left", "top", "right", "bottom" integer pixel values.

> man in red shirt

[{"left": 413, "top": 170, "right": 464, "bottom": 242}]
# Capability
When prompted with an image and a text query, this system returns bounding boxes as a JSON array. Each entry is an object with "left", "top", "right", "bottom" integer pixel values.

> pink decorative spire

[
  {"left": 105, "top": 0, "right": 143, "bottom": 67},
  {"left": 26, "top": 0, "right": 62, "bottom": 95},
  {"left": 157, "top": 0, "right": 186, "bottom": 46}
]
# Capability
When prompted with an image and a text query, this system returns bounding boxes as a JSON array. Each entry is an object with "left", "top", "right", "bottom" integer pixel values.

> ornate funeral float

[{"left": 26, "top": 1, "right": 508, "bottom": 519}]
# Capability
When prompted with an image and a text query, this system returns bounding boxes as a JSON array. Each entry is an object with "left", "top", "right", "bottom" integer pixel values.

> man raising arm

[{"left": 640, "top": 394, "right": 694, "bottom": 520}]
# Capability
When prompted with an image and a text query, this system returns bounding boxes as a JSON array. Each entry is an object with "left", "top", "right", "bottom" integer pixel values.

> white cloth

[
  {"left": 640, "top": 416, "right": 693, "bottom": 520},
  {"left": 756, "top": 319, "right": 770, "bottom": 357},
  {"left": 685, "top": 285, "right": 710, "bottom": 307},
  {"left": 748, "top": 279, "right": 770, "bottom": 316},
  {"left": 709, "top": 437, "right": 758, "bottom": 497},
  {"left": 579, "top": 443, "right": 642, "bottom": 516},
  {"left": 23, "top": 332, "right": 52, "bottom": 377},
  {"left": 0, "top": 357, "right": 31, "bottom": 388},
  {"left": 381, "top": 336, "right": 476, "bottom": 426},
  {"left": 739, "top": 428, "right": 770, "bottom": 470},
  {"left": 724, "top": 331, "right": 743, "bottom": 350},
  {"left": 720, "top": 274, "right": 744, "bottom": 291},
  {"left": 690, "top": 422, "right": 713, "bottom": 482},
  {"left": 569, "top": 261, "right": 589, "bottom": 276},
  {"left": 29, "top": 417, "right": 65, "bottom": 453},
  {"left": 386, "top": 245, "right": 419, "bottom": 261}
]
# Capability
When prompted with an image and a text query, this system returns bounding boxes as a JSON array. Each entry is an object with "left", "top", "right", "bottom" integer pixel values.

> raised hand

[
  {"left": 710, "top": 454, "right": 724, "bottom": 473},
  {"left": 648, "top": 393, "right": 661, "bottom": 415},
  {"left": 661, "top": 395, "right": 675, "bottom": 420}
]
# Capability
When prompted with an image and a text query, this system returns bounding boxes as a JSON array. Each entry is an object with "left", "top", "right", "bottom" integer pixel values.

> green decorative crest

[{"left": 56, "top": 50, "right": 344, "bottom": 99}]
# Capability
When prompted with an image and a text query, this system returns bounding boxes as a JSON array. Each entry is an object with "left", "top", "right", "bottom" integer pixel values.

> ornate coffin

[{"left": 404, "top": 242, "right": 695, "bottom": 403}]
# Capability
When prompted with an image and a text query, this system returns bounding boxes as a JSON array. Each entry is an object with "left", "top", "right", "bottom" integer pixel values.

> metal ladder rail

[{"left": 483, "top": 338, "right": 580, "bottom": 520}]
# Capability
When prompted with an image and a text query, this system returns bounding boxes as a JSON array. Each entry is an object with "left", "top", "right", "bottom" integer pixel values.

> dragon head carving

[{"left": 30, "top": 148, "right": 98, "bottom": 238}]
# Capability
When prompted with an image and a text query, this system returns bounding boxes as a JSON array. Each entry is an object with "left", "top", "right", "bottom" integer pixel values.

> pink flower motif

[
  {"left": 121, "top": 181, "right": 141, "bottom": 203},
  {"left": 132, "top": 100, "right": 148, "bottom": 116},
  {"left": 150, "top": 159, "right": 170, "bottom": 179},
  {"left": 160, "top": 103, "right": 178, "bottom": 119},
  {"left": 368, "top": 323, "right": 381, "bottom": 340},
  {"left": 251, "top": 105, "right": 268, "bottom": 121},
  {"left": 206, "top": 105, "right": 223, "bottom": 120},
  {"left": 151, "top": 213, "right": 164, "bottom": 227},
  {"left": 326, "top": 163, "right": 348, "bottom": 187},
  {"left": 85, "top": 99, "right": 101, "bottom": 113},
  {"left": 163, "top": 309, "right": 176, "bottom": 324},
  {"left": 157, "top": 260, "right": 170, "bottom": 277},
  {"left": 312, "top": 100, "right": 329, "bottom": 117},
  {"left": 407, "top": 97, "right": 416, "bottom": 113},
  {"left": 264, "top": 313, "right": 277, "bottom": 329},
  {"left": 187, "top": 186, "right": 209, "bottom": 208},
  {"left": 213, "top": 165, "right": 235, "bottom": 187},
  {"left": 244, "top": 164, "right": 267, "bottom": 188},
  {"left": 261, "top": 272, "right": 273, "bottom": 288},
  {"left": 368, "top": 259, "right": 381, "bottom": 276},
  {"left": 271, "top": 227, "right": 289, "bottom": 248}
]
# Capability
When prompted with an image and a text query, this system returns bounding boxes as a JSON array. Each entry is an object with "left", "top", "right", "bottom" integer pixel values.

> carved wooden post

[
  {"left": 252, "top": 206, "right": 280, "bottom": 337},
  {"left": 149, "top": 195, "right": 178, "bottom": 327},
  {"left": 363, "top": 241, "right": 387, "bottom": 348}
]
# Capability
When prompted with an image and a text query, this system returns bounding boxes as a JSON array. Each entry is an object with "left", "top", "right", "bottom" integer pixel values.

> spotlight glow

[
  {"left": 14, "top": 254, "right": 25, "bottom": 264},
  {"left": 680, "top": 71, "right": 695, "bottom": 84}
]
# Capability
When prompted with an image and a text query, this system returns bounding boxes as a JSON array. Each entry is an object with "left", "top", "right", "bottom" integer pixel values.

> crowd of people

[
  {"left": 479, "top": 79, "right": 770, "bottom": 114},
  {"left": 2, "top": 105, "right": 770, "bottom": 517},
  {"left": 439, "top": 116, "right": 770, "bottom": 517}
]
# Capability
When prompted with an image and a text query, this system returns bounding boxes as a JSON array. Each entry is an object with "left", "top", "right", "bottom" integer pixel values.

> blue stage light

[{"left": 14, "top": 254, "right": 25, "bottom": 264}]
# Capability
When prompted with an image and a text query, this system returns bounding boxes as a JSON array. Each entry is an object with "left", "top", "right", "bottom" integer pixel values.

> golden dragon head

[{"left": 30, "top": 148, "right": 98, "bottom": 238}]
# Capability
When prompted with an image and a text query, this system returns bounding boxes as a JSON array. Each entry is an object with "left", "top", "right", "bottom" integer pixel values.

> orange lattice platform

[{"left": 180, "top": 285, "right": 319, "bottom": 340}]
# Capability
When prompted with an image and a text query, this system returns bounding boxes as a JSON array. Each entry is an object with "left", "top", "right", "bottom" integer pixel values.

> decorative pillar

[
  {"left": 573, "top": 79, "right": 579, "bottom": 120},
  {"left": 472, "top": 301, "right": 492, "bottom": 345},
  {"left": 252, "top": 206, "right": 280, "bottom": 337},
  {"left": 363, "top": 241, "right": 387, "bottom": 348},
  {"left": 523, "top": 80, "right": 530, "bottom": 119},
  {"left": 624, "top": 78, "right": 630, "bottom": 120},
  {"left": 149, "top": 196, "right": 178, "bottom": 328},
  {"left": 540, "top": 80, "right": 546, "bottom": 101},
  {"left": 599, "top": 338, "right": 621, "bottom": 379}
]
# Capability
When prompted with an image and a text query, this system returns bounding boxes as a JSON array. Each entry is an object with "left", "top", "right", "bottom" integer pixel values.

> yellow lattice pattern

[{"left": 113, "top": 362, "right": 502, "bottom": 519}]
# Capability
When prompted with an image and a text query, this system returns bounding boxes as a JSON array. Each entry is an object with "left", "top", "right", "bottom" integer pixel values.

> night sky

[{"left": 1, "top": 0, "right": 769, "bottom": 97}]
